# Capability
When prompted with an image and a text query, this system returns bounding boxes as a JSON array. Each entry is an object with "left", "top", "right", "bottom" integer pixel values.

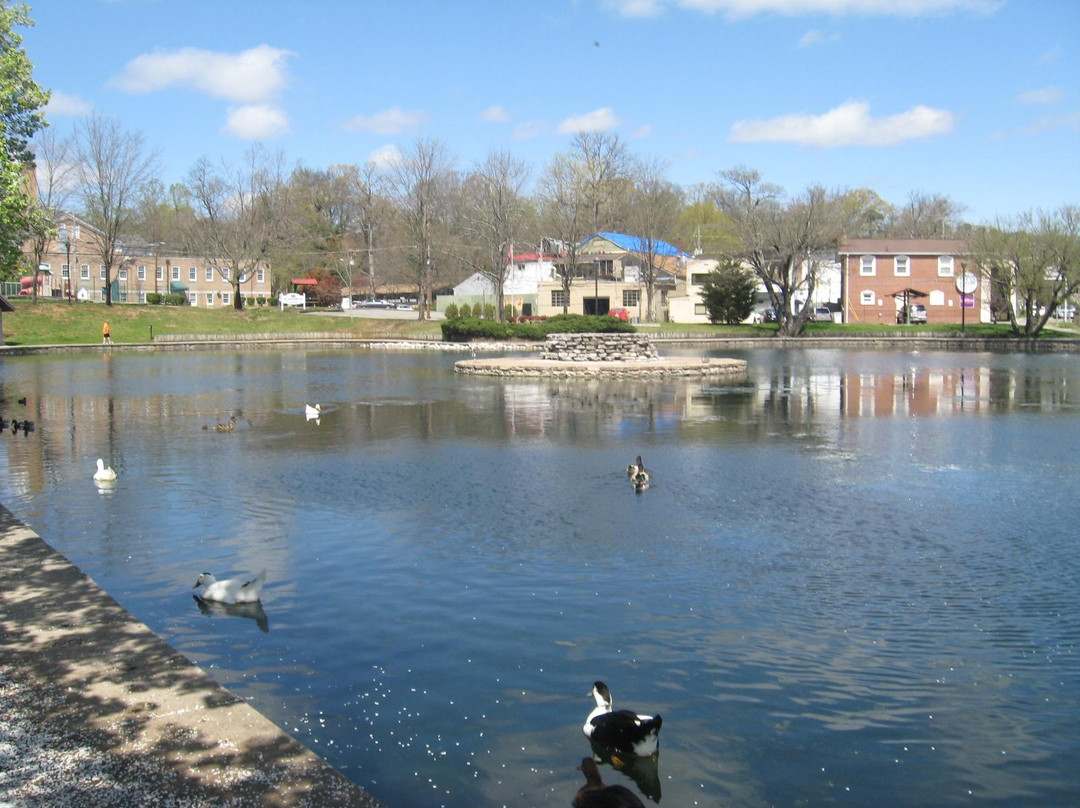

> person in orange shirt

[{"left": 102, "top": 321, "right": 112, "bottom": 344}]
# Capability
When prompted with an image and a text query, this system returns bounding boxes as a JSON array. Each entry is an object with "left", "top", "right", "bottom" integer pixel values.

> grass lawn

[
  {"left": 2, "top": 300, "right": 443, "bottom": 345},
  {"left": 2, "top": 299, "right": 1074, "bottom": 346}
]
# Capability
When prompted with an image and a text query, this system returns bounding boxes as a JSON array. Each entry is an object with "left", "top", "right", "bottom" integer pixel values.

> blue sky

[{"left": 22, "top": 0, "right": 1080, "bottom": 224}]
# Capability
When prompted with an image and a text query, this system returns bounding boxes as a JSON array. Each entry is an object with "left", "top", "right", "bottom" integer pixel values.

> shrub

[
  {"left": 146, "top": 293, "right": 162, "bottom": 305},
  {"left": 444, "top": 302, "right": 460, "bottom": 320},
  {"left": 700, "top": 260, "right": 757, "bottom": 324},
  {"left": 440, "top": 312, "right": 633, "bottom": 342},
  {"left": 482, "top": 303, "right": 496, "bottom": 320}
]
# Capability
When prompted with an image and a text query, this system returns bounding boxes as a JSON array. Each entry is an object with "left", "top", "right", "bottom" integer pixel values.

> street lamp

[{"left": 58, "top": 224, "right": 72, "bottom": 303}]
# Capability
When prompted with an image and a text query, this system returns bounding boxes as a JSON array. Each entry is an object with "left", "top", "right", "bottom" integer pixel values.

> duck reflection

[
  {"left": 588, "top": 741, "right": 661, "bottom": 803},
  {"left": 193, "top": 594, "right": 270, "bottom": 633}
]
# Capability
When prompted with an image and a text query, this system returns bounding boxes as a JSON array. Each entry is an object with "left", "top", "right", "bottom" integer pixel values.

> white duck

[
  {"left": 304, "top": 403, "right": 322, "bottom": 420},
  {"left": 193, "top": 570, "right": 266, "bottom": 604},
  {"left": 584, "top": 681, "right": 662, "bottom": 761},
  {"left": 93, "top": 458, "right": 117, "bottom": 482}
]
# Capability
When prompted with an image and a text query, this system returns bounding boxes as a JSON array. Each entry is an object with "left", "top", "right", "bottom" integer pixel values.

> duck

[
  {"left": 631, "top": 466, "right": 650, "bottom": 493},
  {"left": 573, "top": 757, "right": 645, "bottom": 808},
  {"left": 304, "top": 403, "right": 322, "bottom": 419},
  {"left": 215, "top": 415, "right": 237, "bottom": 432},
  {"left": 626, "top": 455, "right": 644, "bottom": 477},
  {"left": 93, "top": 458, "right": 117, "bottom": 482},
  {"left": 584, "top": 681, "right": 662, "bottom": 761},
  {"left": 193, "top": 570, "right": 266, "bottom": 604}
]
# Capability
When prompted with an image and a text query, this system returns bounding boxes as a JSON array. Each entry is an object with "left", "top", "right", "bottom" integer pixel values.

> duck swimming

[
  {"left": 193, "top": 570, "right": 266, "bottom": 604},
  {"left": 215, "top": 415, "right": 237, "bottom": 432},
  {"left": 584, "top": 681, "right": 662, "bottom": 761},
  {"left": 626, "top": 455, "right": 644, "bottom": 477},
  {"left": 93, "top": 458, "right": 117, "bottom": 482},
  {"left": 304, "top": 403, "right": 322, "bottom": 419},
  {"left": 573, "top": 757, "right": 645, "bottom": 808}
]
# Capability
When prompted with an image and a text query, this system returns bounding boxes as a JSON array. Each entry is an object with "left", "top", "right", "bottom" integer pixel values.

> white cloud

[
  {"left": 368, "top": 144, "right": 402, "bottom": 169},
  {"left": 608, "top": 0, "right": 1002, "bottom": 18},
  {"left": 729, "top": 100, "right": 956, "bottom": 146},
  {"left": 342, "top": 106, "right": 427, "bottom": 135},
  {"left": 557, "top": 107, "right": 619, "bottom": 134},
  {"left": 1015, "top": 86, "right": 1064, "bottom": 105},
  {"left": 1021, "top": 111, "right": 1080, "bottom": 135},
  {"left": 513, "top": 120, "right": 550, "bottom": 140},
  {"left": 110, "top": 45, "right": 293, "bottom": 103},
  {"left": 44, "top": 90, "right": 93, "bottom": 116},
  {"left": 479, "top": 105, "right": 511, "bottom": 123},
  {"left": 798, "top": 28, "right": 842, "bottom": 47},
  {"left": 223, "top": 104, "right": 289, "bottom": 140},
  {"left": 603, "top": 0, "right": 666, "bottom": 17}
]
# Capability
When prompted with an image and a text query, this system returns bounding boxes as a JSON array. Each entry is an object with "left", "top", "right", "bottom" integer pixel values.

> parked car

[
  {"left": 813, "top": 306, "right": 833, "bottom": 322},
  {"left": 897, "top": 303, "right": 927, "bottom": 324},
  {"left": 752, "top": 307, "right": 777, "bottom": 323},
  {"left": 358, "top": 299, "right": 394, "bottom": 309}
]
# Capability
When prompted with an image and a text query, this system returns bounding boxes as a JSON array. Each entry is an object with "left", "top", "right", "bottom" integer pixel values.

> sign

[
  {"left": 961, "top": 293, "right": 974, "bottom": 309},
  {"left": 956, "top": 272, "right": 978, "bottom": 295}
]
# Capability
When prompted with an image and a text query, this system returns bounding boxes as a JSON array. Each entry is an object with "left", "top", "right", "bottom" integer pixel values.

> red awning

[{"left": 291, "top": 278, "right": 317, "bottom": 286}]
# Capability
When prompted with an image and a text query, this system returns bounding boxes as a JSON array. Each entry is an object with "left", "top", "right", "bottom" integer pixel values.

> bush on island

[{"left": 440, "top": 312, "right": 635, "bottom": 342}]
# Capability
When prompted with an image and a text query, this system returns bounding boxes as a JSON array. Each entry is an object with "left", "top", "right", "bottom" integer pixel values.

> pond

[{"left": 1, "top": 345, "right": 1078, "bottom": 808}]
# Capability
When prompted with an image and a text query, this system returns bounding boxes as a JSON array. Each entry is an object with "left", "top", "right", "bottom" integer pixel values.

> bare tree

[
  {"left": 966, "top": 206, "right": 1080, "bottom": 338},
  {"left": 713, "top": 167, "right": 839, "bottom": 337},
  {"left": 626, "top": 157, "right": 683, "bottom": 321},
  {"left": 388, "top": 138, "right": 456, "bottom": 319},
  {"left": 186, "top": 146, "right": 289, "bottom": 310},
  {"left": 455, "top": 149, "right": 530, "bottom": 321},
  {"left": 571, "top": 132, "right": 631, "bottom": 234},
  {"left": 886, "top": 191, "right": 965, "bottom": 238},
  {"left": 350, "top": 161, "right": 393, "bottom": 300},
  {"left": 537, "top": 152, "right": 590, "bottom": 314},
  {"left": 72, "top": 114, "right": 157, "bottom": 305},
  {"left": 27, "top": 129, "right": 75, "bottom": 301}
]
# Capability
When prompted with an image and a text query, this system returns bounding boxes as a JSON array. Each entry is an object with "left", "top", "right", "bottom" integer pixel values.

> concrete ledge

[
  {"left": 0, "top": 505, "right": 384, "bottom": 807},
  {"left": 455, "top": 356, "right": 748, "bottom": 379}
]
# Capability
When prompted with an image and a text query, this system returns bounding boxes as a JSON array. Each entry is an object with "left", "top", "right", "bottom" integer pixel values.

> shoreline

[{"left": 0, "top": 505, "right": 385, "bottom": 808}]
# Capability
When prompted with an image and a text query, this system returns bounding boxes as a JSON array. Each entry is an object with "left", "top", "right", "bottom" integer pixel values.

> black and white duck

[
  {"left": 572, "top": 757, "right": 645, "bottom": 808},
  {"left": 583, "top": 681, "right": 662, "bottom": 761}
]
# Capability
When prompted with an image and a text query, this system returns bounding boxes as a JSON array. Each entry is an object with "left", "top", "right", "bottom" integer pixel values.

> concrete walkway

[{"left": 0, "top": 505, "right": 384, "bottom": 807}]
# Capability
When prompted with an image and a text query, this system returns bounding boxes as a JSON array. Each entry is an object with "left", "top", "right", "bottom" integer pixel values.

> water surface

[{"left": 1, "top": 346, "right": 1077, "bottom": 807}]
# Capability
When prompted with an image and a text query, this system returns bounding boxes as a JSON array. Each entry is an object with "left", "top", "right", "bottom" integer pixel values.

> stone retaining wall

[{"left": 542, "top": 332, "right": 659, "bottom": 362}]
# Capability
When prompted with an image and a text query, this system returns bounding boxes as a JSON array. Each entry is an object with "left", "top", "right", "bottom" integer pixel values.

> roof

[
  {"left": 0, "top": 295, "right": 14, "bottom": 313},
  {"left": 838, "top": 238, "right": 968, "bottom": 256},
  {"left": 291, "top": 278, "right": 318, "bottom": 286},
  {"left": 586, "top": 232, "right": 687, "bottom": 258}
]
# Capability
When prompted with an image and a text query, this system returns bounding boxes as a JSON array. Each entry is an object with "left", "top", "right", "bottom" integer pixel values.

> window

[
  {"left": 188, "top": 266, "right": 197, "bottom": 282},
  {"left": 171, "top": 265, "right": 179, "bottom": 281},
  {"left": 860, "top": 290, "right": 876, "bottom": 305},
  {"left": 156, "top": 265, "right": 164, "bottom": 281},
  {"left": 81, "top": 264, "right": 90, "bottom": 280},
  {"left": 690, "top": 273, "right": 711, "bottom": 287},
  {"left": 694, "top": 303, "right": 708, "bottom": 316},
  {"left": 860, "top": 256, "right": 876, "bottom": 276},
  {"left": 205, "top": 292, "right": 214, "bottom": 307},
  {"left": 99, "top": 265, "right": 106, "bottom": 280},
  {"left": 188, "top": 292, "right": 197, "bottom": 306},
  {"left": 118, "top": 267, "right": 127, "bottom": 280},
  {"left": 221, "top": 267, "right": 230, "bottom": 281},
  {"left": 551, "top": 289, "right": 568, "bottom": 307},
  {"left": 938, "top": 256, "right": 954, "bottom": 276},
  {"left": 894, "top": 256, "right": 910, "bottom": 277},
  {"left": 137, "top": 265, "right": 146, "bottom": 281},
  {"left": 138, "top": 291, "right": 146, "bottom": 303},
  {"left": 623, "top": 289, "right": 640, "bottom": 307},
  {"left": 257, "top": 268, "right": 265, "bottom": 283},
  {"left": 61, "top": 264, "right": 69, "bottom": 279},
  {"left": 222, "top": 292, "right": 231, "bottom": 306},
  {"left": 205, "top": 267, "right": 214, "bottom": 282}
]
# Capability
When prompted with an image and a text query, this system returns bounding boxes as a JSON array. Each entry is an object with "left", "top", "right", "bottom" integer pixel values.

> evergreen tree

[{"left": 701, "top": 260, "right": 757, "bottom": 325}]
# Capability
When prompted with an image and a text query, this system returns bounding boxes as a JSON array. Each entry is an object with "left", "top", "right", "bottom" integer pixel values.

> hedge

[{"left": 440, "top": 313, "right": 635, "bottom": 342}]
